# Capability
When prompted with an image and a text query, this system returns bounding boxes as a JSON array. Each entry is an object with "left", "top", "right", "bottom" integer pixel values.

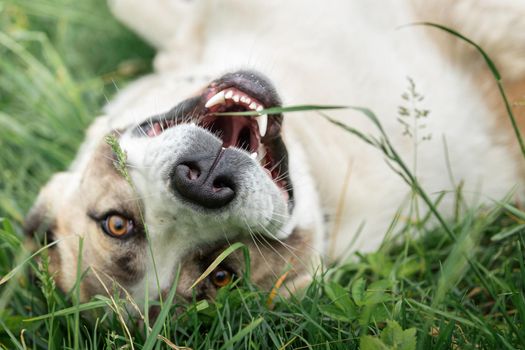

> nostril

[
  {"left": 212, "top": 176, "right": 235, "bottom": 193},
  {"left": 183, "top": 162, "right": 201, "bottom": 181}
]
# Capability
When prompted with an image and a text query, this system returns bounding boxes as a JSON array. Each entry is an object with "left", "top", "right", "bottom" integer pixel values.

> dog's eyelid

[
  {"left": 87, "top": 209, "right": 135, "bottom": 222},
  {"left": 211, "top": 262, "right": 237, "bottom": 277}
]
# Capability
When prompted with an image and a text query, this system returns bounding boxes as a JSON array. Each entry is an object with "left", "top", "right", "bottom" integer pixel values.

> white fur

[{"left": 92, "top": 0, "right": 525, "bottom": 268}]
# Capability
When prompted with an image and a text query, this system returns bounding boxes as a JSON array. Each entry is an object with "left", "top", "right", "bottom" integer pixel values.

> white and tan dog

[{"left": 25, "top": 0, "right": 525, "bottom": 304}]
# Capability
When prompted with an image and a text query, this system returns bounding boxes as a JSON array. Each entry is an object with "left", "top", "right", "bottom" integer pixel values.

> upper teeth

[
  {"left": 205, "top": 89, "right": 267, "bottom": 137},
  {"left": 206, "top": 89, "right": 264, "bottom": 110}
]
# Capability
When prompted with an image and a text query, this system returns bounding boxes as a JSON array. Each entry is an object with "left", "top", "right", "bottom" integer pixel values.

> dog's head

[{"left": 25, "top": 70, "right": 317, "bottom": 303}]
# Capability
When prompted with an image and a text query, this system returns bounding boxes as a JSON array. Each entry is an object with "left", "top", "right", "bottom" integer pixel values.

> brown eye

[
  {"left": 210, "top": 268, "right": 233, "bottom": 288},
  {"left": 102, "top": 214, "right": 133, "bottom": 237}
]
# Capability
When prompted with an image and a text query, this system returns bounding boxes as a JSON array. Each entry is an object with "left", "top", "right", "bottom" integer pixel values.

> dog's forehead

[
  {"left": 57, "top": 141, "right": 143, "bottom": 244},
  {"left": 79, "top": 140, "right": 141, "bottom": 214}
]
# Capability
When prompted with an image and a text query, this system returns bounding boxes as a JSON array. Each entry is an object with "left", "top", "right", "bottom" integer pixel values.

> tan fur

[
  {"left": 415, "top": 18, "right": 525, "bottom": 174},
  {"left": 26, "top": 139, "right": 147, "bottom": 300},
  {"left": 176, "top": 229, "right": 312, "bottom": 300},
  {"left": 481, "top": 76, "right": 525, "bottom": 168}
]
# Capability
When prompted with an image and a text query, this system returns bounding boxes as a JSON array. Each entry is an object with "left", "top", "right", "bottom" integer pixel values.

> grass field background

[{"left": 1, "top": 0, "right": 524, "bottom": 349}]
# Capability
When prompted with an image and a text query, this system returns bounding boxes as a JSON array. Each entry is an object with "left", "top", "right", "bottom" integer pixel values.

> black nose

[{"left": 171, "top": 149, "right": 238, "bottom": 209}]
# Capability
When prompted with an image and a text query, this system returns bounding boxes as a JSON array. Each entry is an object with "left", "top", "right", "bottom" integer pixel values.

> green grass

[
  {"left": 0, "top": 0, "right": 154, "bottom": 222},
  {"left": 1, "top": 1, "right": 525, "bottom": 349}
]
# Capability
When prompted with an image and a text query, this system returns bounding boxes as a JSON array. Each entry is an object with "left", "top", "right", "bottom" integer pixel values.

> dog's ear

[{"left": 23, "top": 172, "right": 73, "bottom": 242}]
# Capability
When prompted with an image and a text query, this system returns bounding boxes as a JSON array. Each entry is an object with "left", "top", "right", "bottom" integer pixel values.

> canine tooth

[
  {"left": 225, "top": 90, "right": 233, "bottom": 99},
  {"left": 250, "top": 152, "right": 258, "bottom": 160},
  {"left": 249, "top": 102, "right": 257, "bottom": 110},
  {"left": 205, "top": 90, "right": 225, "bottom": 108},
  {"left": 233, "top": 95, "right": 240, "bottom": 102},
  {"left": 240, "top": 96, "right": 247, "bottom": 103},
  {"left": 256, "top": 105, "right": 263, "bottom": 112},
  {"left": 256, "top": 115, "right": 268, "bottom": 137},
  {"left": 245, "top": 98, "right": 251, "bottom": 104}
]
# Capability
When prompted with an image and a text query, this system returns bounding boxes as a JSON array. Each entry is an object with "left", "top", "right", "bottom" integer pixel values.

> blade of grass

[
  {"left": 321, "top": 110, "right": 456, "bottom": 241},
  {"left": 73, "top": 236, "right": 84, "bottom": 350},
  {"left": 409, "top": 22, "right": 525, "bottom": 160},
  {"left": 406, "top": 299, "right": 486, "bottom": 334},
  {"left": 142, "top": 267, "right": 181, "bottom": 350},
  {"left": 191, "top": 242, "right": 247, "bottom": 289},
  {"left": 491, "top": 224, "right": 525, "bottom": 242},
  {"left": 218, "top": 316, "right": 263, "bottom": 350},
  {"left": 24, "top": 300, "right": 108, "bottom": 322},
  {"left": 215, "top": 105, "right": 348, "bottom": 116},
  {"left": 0, "top": 319, "right": 25, "bottom": 350},
  {"left": 0, "top": 239, "right": 61, "bottom": 285}
]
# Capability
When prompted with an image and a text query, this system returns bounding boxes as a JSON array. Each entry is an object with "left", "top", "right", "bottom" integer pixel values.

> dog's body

[{"left": 26, "top": 0, "right": 525, "bottom": 304}]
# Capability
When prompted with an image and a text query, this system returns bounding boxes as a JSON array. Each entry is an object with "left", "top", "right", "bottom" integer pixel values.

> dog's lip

[{"left": 208, "top": 70, "right": 282, "bottom": 111}]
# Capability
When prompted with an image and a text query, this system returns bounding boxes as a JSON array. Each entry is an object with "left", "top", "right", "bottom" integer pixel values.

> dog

[{"left": 24, "top": 0, "right": 525, "bottom": 304}]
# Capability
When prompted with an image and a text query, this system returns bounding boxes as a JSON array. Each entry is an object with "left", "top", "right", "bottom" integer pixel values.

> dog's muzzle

[{"left": 132, "top": 70, "right": 294, "bottom": 212}]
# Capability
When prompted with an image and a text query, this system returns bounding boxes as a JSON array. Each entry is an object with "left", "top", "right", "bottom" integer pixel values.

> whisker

[
  {"left": 265, "top": 221, "right": 325, "bottom": 259},
  {"left": 243, "top": 209, "right": 302, "bottom": 267},
  {"left": 269, "top": 157, "right": 286, "bottom": 173},
  {"left": 137, "top": 124, "right": 148, "bottom": 137},
  {"left": 255, "top": 223, "right": 310, "bottom": 272},
  {"left": 240, "top": 211, "right": 281, "bottom": 280},
  {"left": 110, "top": 127, "right": 123, "bottom": 138}
]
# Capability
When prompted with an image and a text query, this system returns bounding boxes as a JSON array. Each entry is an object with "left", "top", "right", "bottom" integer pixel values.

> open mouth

[
  {"left": 136, "top": 71, "right": 292, "bottom": 204},
  {"left": 200, "top": 87, "right": 267, "bottom": 152}
]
